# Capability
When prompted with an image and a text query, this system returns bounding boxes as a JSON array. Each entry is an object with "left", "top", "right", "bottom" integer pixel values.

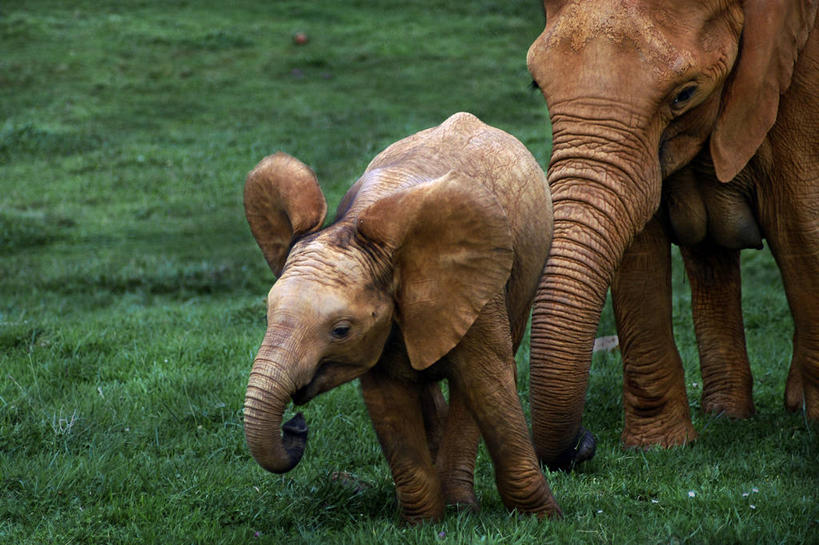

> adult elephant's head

[{"left": 526, "top": 0, "right": 817, "bottom": 467}]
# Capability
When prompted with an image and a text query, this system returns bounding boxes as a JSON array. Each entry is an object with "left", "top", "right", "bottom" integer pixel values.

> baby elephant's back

[{"left": 366, "top": 112, "right": 553, "bottom": 258}]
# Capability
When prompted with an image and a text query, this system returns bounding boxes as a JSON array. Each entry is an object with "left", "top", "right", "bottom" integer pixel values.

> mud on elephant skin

[
  {"left": 527, "top": 0, "right": 819, "bottom": 467},
  {"left": 242, "top": 112, "right": 560, "bottom": 523}
]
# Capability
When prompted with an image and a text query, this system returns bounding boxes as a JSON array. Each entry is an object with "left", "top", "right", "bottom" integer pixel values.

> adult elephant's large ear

[
  {"left": 244, "top": 153, "right": 327, "bottom": 276},
  {"left": 357, "top": 171, "right": 513, "bottom": 371},
  {"left": 710, "top": 0, "right": 818, "bottom": 182}
]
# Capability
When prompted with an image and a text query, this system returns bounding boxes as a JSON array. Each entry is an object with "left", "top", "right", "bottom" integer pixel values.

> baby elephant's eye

[{"left": 331, "top": 323, "right": 351, "bottom": 339}]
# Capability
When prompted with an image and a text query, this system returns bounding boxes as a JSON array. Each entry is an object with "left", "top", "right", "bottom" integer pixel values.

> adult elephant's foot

[
  {"left": 621, "top": 414, "right": 697, "bottom": 449},
  {"left": 702, "top": 389, "right": 755, "bottom": 419},
  {"left": 544, "top": 427, "right": 597, "bottom": 472},
  {"left": 785, "top": 363, "right": 819, "bottom": 419},
  {"left": 785, "top": 364, "right": 803, "bottom": 413},
  {"left": 699, "top": 354, "right": 755, "bottom": 419},
  {"left": 622, "top": 384, "right": 698, "bottom": 449}
]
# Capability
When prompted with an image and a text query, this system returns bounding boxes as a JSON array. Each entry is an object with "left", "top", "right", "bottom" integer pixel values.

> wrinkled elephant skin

[
  {"left": 527, "top": 0, "right": 819, "bottom": 467},
  {"left": 242, "top": 113, "right": 561, "bottom": 523}
]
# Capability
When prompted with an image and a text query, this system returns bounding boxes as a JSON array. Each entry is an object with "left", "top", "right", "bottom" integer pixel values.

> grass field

[{"left": 1, "top": 1, "right": 817, "bottom": 543}]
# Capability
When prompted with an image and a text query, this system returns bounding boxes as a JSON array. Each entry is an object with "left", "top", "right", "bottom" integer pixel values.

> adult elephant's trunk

[
  {"left": 244, "top": 334, "right": 308, "bottom": 473},
  {"left": 530, "top": 112, "right": 661, "bottom": 469}
]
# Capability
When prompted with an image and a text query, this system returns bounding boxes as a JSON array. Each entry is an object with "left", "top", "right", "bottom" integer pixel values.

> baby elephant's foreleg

[
  {"left": 448, "top": 302, "right": 561, "bottom": 518},
  {"left": 360, "top": 367, "right": 445, "bottom": 523}
]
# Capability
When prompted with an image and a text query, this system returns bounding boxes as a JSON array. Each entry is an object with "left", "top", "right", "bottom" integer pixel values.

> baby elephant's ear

[
  {"left": 357, "top": 171, "right": 513, "bottom": 370},
  {"left": 244, "top": 153, "right": 327, "bottom": 276}
]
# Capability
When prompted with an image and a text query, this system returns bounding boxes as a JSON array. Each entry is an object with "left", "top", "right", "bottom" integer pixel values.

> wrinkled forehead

[
  {"left": 268, "top": 247, "right": 360, "bottom": 311},
  {"left": 265, "top": 278, "right": 356, "bottom": 326},
  {"left": 277, "top": 235, "right": 369, "bottom": 291},
  {"left": 540, "top": 1, "right": 696, "bottom": 74}
]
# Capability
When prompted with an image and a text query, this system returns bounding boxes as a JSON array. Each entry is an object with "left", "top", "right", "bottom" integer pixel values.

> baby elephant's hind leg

[
  {"left": 433, "top": 380, "right": 481, "bottom": 511},
  {"left": 420, "top": 382, "right": 448, "bottom": 462}
]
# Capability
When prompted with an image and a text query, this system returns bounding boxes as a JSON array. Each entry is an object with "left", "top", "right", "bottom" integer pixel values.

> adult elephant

[{"left": 526, "top": 0, "right": 819, "bottom": 469}]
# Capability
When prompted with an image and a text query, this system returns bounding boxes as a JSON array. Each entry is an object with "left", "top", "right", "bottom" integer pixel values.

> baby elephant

[{"left": 242, "top": 112, "right": 558, "bottom": 522}]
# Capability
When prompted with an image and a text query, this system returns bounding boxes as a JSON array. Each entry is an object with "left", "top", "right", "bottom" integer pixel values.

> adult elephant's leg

[
  {"left": 613, "top": 216, "right": 697, "bottom": 447},
  {"left": 681, "top": 244, "right": 755, "bottom": 418},
  {"left": 360, "top": 366, "right": 444, "bottom": 523},
  {"left": 760, "top": 197, "right": 819, "bottom": 420},
  {"left": 433, "top": 381, "right": 480, "bottom": 510},
  {"left": 448, "top": 297, "right": 561, "bottom": 518},
  {"left": 767, "top": 235, "right": 819, "bottom": 419}
]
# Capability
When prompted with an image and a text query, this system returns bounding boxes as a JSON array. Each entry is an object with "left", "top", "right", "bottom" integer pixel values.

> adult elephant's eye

[
  {"left": 672, "top": 85, "right": 697, "bottom": 108},
  {"left": 331, "top": 322, "right": 351, "bottom": 339}
]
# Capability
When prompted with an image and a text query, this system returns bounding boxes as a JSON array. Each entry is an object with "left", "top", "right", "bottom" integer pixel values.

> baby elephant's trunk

[{"left": 244, "top": 344, "right": 308, "bottom": 473}]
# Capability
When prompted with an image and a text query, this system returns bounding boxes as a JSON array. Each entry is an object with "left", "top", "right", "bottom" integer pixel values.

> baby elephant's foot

[
  {"left": 399, "top": 498, "right": 445, "bottom": 525},
  {"left": 395, "top": 473, "right": 446, "bottom": 525},
  {"left": 544, "top": 427, "right": 597, "bottom": 472},
  {"left": 498, "top": 469, "right": 563, "bottom": 519},
  {"left": 442, "top": 480, "right": 479, "bottom": 512},
  {"left": 522, "top": 496, "right": 563, "bottom": 520}
]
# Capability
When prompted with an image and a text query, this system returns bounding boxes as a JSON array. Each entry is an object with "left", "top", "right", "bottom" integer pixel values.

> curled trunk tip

[
  {"left": 244, "top": 397, "right": 310, "bottom": 473},
  {"left": 281, "top": 412, "right": 308, "bottom": 466}
]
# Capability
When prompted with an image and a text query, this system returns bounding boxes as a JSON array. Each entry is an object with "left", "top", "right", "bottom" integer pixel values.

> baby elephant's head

[
  {"left": 242, "top": 152, "right": 514, "bottom": 474},
  {"left": 263, "top": 233, "right": 395, "bottom": 407}
]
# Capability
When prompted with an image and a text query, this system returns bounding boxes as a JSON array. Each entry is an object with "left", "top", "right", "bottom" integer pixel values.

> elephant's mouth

[
  {"left": 291, "top": 383, "right": 315, "bottom": 406},
  {"left": 292, "top": 361, "right": 364, "bottom": 405}
]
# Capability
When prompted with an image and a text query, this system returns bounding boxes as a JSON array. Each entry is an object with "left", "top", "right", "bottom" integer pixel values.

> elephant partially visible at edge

[
  {"left": 526, "top": 0, "right": 819, "bottom": 469},
  {"left": 242, "top": 112, "right": 560, "bottom": 522}
]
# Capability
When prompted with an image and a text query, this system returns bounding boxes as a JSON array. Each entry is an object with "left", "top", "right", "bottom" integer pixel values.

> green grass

[{"left": 1, "top": 1, "right": 816, "bottom": 543}]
